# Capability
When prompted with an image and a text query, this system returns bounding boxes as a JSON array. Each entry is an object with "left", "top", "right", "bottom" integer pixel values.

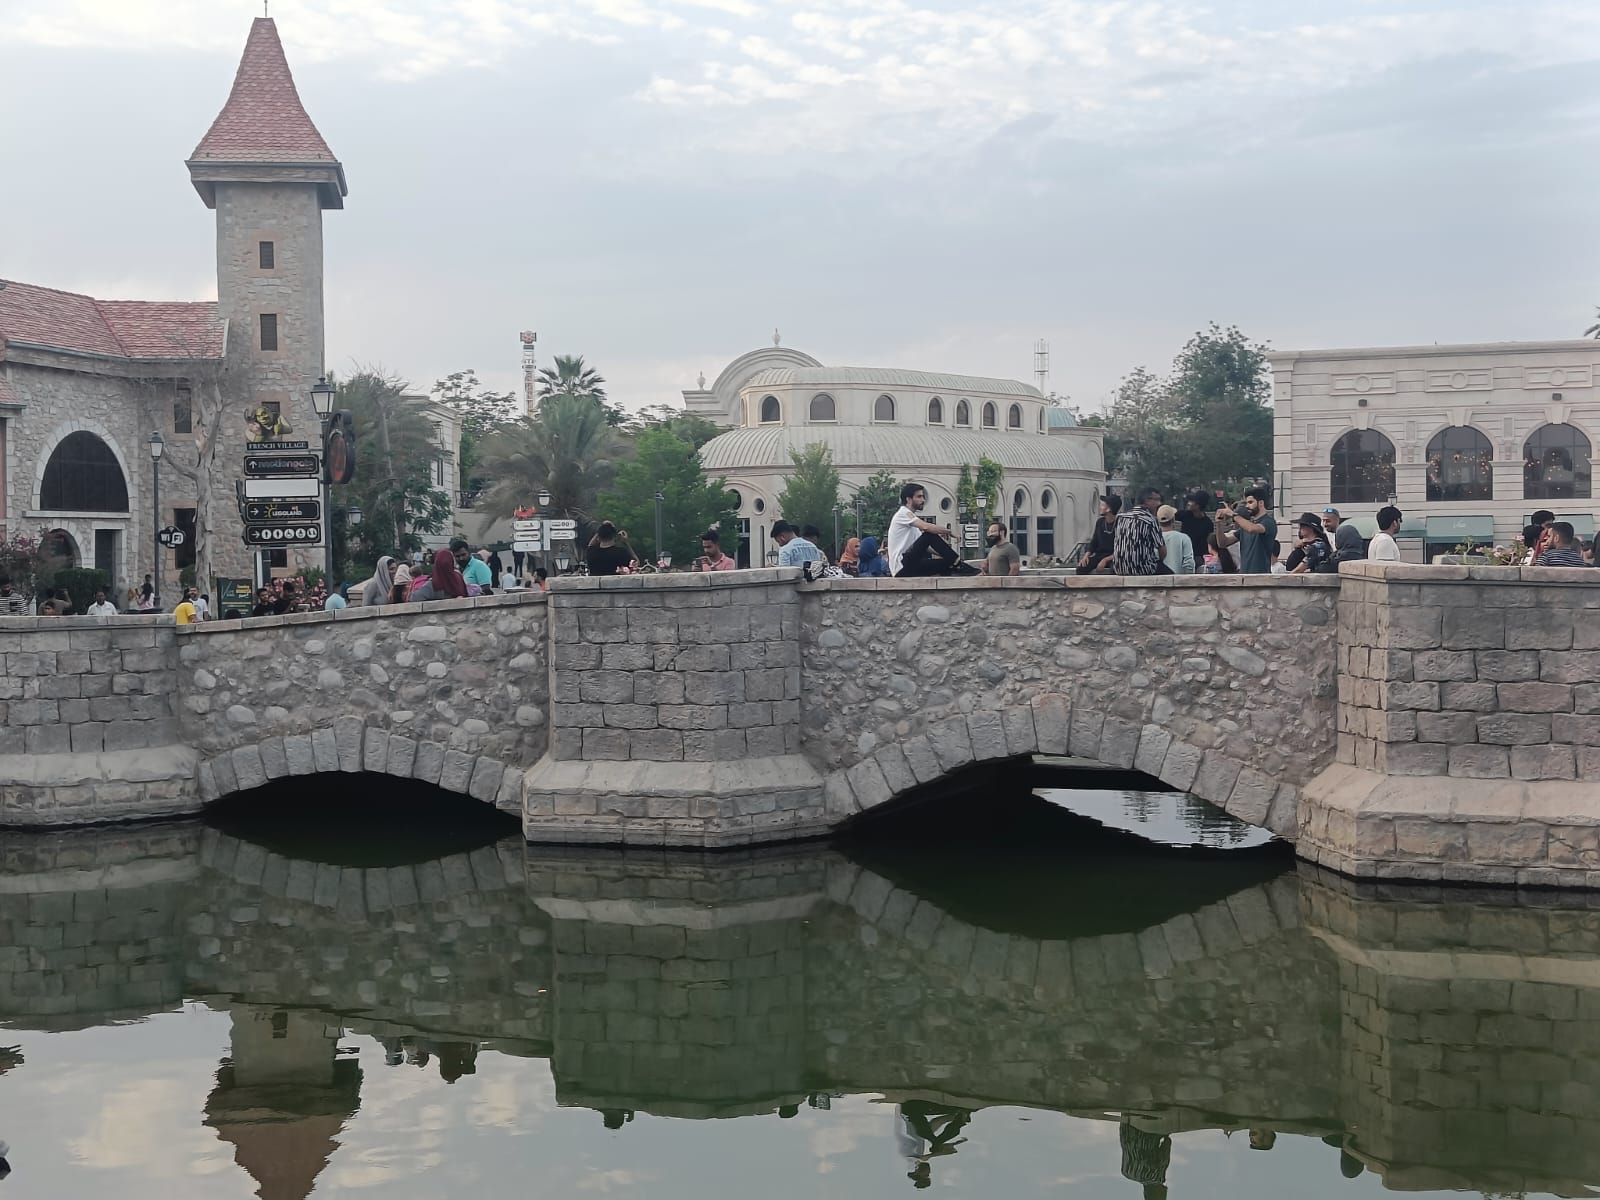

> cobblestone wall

[
  {"left": 179, "top": 591, "right": 549, "bottom": 814},
  {"left": 0, "top": 616, "right": 195, "bottom": 825},
  {"left": 800, "top": 575, "right": 1339, "bottom": 838}
]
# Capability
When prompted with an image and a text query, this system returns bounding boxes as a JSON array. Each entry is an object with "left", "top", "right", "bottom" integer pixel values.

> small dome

[{"left": 1046, "top": 407, "right": 1079, "bottom": 428}]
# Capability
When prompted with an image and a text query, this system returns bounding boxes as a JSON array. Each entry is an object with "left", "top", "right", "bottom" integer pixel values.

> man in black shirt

[
  {"left": 1077, "top": 495, "right": 1121, "bottom": 574},
  {"left": 1177, "top": 491, "right": 1214, "bottom": 572},
  {"left": 585, "top": 522, "right": 638, "bottom": 576}
]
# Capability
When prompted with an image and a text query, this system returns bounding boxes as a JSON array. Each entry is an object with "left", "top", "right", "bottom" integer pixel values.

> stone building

[
  {"left": 0, "top": 16, "right": 342, "bottom": 599},
  {"left": 1271, "top": 340, "right": 1600, "bottom": 557},
  {"left": 685, "top": 345, "right": 1105, "bottom": 565}
]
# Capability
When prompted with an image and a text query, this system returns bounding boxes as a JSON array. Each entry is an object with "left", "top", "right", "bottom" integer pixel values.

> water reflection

[{"left": 0, "top": 815, "right": 1598, "bottom": 1197}]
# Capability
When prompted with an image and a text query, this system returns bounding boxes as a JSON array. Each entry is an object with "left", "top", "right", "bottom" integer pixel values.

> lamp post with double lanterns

[
  {"left": 538, "top": 487, "right": 552, "bottom": 575},
  {"left": 310, "top": 377, "right": 336, "bottom": 578},
  {"left": 149, "top": 432, "right": 164, "bottom": 609}
]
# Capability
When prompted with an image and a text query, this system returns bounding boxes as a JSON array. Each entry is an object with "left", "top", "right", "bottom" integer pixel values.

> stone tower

[{"left": 188, "top": 17, "right": 346, "bottom": 581}]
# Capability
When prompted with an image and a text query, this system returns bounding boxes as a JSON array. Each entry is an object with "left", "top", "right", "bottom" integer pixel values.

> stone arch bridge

[{"left": 2, "top": 563, "right": 1598, "bottom": 885}]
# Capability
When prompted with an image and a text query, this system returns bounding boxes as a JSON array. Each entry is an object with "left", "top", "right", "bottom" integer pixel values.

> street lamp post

[
  {"left": 538, "top": 487, "right": 552, "bottom": 574},
  {"left": 854, "top": 494, "right": 864, "bottom": 538},
  {"left": 976, "top": 492, "right": 988, "bottom": 560},
  {"left": 310, "top": 376, "right": 336, "bottom": 579},
  {"left": 148, "top": 432, "right": 164, "bottom": 609},
  {"left": 653, "top": 491, "right": 666, "bottom": 569},
  {"left": 832, "top": 503, "right": 842, "bottom": 558}
]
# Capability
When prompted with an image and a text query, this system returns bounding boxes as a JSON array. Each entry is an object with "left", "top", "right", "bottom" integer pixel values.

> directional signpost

[
  {"left": 240, "top": 439, "right": 323, "bottom": 553},
  {"left": 157, "top": 526, "right": 186, "bottom": 549},
  {"left": 961, "top": 523, "right": 982, "bottom": 549},
  {"left": 547, "top": 519, "right": 577, "bottom": 540},
  {"left": 512, "top": 519, "right": 543, "bottom": 554}
]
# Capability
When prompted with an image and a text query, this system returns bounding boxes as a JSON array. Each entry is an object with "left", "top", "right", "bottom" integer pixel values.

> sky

[{"left": 2, "top": 0, "right": 1598, "bottom": 415}]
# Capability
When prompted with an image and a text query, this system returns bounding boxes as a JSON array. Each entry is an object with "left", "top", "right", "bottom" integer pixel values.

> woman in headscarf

[
  {"left": 837, "top": 537, "right": 862, "bottom": 576},
  {"left": 410, "top": 548, "right": 468, "bottom": 601},
  {"left": 856, "top": 536, "right": 892, "bottom": 578},
  {"left": 363, "top": 556, "right": 395, "bottom": 608},
  {"left": 390, "top": 562, "right": 413, "bottom": 604}
]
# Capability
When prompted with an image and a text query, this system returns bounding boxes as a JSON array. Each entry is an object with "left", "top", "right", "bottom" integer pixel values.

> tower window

[
  {"left": 260, "top": 313, "right": 278, "bottom": 352},
  {"left": 259, "top": 241, "right": 275, "bottom": 270},
  {"left": 174, "top": 385, "right": 193, "bottom": 434}
]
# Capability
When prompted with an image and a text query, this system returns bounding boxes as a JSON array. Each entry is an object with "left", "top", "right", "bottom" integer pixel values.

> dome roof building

[{"left": 685, "top": 346, "right": 1105, "bottom": 566}]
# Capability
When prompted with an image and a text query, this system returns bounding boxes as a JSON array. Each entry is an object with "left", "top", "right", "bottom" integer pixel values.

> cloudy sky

[{"left": 3, "top": 0, "right": 1598, "bottom": 413}]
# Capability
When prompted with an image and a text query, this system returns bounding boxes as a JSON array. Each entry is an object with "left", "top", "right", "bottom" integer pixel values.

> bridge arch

[
  {"left": 822, "top": 696, "right": 1298, "bottom": 839},
  {"left": 197, "top": 716, "right": 525, "bottom": 814}
]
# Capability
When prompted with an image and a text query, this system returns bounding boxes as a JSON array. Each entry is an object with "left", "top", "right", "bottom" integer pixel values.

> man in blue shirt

[
  {"left": 773, "top": 521, "right": 822, "bottom": 568},
  {"left": 453, "top": 537, "right": 494, "bottom": 590}
]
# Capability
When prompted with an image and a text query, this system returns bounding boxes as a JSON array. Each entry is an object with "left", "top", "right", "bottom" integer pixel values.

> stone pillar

[
  {"left": 1300, "top": 561, "right": 1600, "bottom": 885},
  {"left": 521, "top": 570, "right": 825, "bottom": 846}
]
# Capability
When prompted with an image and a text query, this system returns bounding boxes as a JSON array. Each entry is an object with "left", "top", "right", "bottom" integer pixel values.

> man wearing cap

[
  {"left": 1322, "top": 507, "right": 1366, "bottom": 570},
  {"left": 1157, "top": 505, "right": 1195, "bottom": 574}
]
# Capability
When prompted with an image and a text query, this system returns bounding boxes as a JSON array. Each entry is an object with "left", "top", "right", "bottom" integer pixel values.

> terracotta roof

[
  {"left": 191, "top": 18, "right": 341, "bottom": 169},
  {"left": 0, "top": 279, "right": 224, "bottom": 360}
]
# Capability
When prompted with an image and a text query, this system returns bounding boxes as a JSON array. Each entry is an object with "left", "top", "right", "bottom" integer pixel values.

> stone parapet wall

[
  {"left": 1303, "top": 562, "right": 1600, "bottom": 886},
  {"left": 178, "top": 591, "right": 549, "bottom": 814},
  {"left": 0, "top": 616, "right": 195, "bottom": 825},
  {"left": 801, "top": 575, "right": 1339, "bottom": 838}
]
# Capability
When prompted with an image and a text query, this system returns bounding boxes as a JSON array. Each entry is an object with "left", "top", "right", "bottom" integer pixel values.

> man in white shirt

[
  {"left": 1369, "top": 505, "right": 1403, "bottom": 562},
  {"left": 86, "top": 589, "right": 119, "bottom": 620},
  {"left": 194, "top": 593, "right": 211, "bottom": 621},
  {"left": 888, "top": 483, "right": 970, "bottom": 577}
]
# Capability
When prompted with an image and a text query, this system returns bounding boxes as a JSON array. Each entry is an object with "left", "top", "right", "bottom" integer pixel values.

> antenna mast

[
  {"left": 1034, "top": 339, "right": 1050, "bottom": 397},
  {"left": 520, "top": 330, "right": 538, "bottom": 418}
]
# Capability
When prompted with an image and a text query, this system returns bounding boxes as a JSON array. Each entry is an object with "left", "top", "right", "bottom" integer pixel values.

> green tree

[
  {"left": 974, "top": 456, "right": 1005, "bottom": 516},
  {"left": 776, "top": 444, "right": 841, "bottom": 541},
  {"left": 330, "top": 370, "right": 452, "bottom": 578},
  {"left": 1168, "top": 323, "right": 1273, "bottom": 490},
  {"left": 478, "top": 394, "right": 623, "bottom": 536},
  {"left": 538, "top": 354, "right": 628, "bottom": 426},
  {"left": 597, "top": 427, "right": 739, "bottom": 566},
  {"left": 630, "top": 404, "right": 727, "bottom": 450},
  {"left": 955, "top": 463, "right": 975, "bottom": 515},
  {"left": 852, "top": 469, "right": 909, "bottom": 541},
  {"left": 430, "top": 369, "right": 519, "bottom": 498}
]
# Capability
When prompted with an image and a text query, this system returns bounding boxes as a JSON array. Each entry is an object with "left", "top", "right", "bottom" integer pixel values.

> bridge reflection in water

[{"left": 0, "top": 814, "right": 1598, "bottom": 1198}]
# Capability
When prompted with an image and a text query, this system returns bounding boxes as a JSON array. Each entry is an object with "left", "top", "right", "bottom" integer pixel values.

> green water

[{"left": 0, "top": 786, "right": 1596, "bottom": 1199}]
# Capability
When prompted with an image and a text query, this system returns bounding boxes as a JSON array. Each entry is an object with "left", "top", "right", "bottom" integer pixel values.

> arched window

[
  {"left": 927, "top": 397, "right": 943, "bottom": 424},
  {"left": 874, "top": 394, "right": 896, "bottom": 422},
  {"left": 955, "top": 400, "right": 971, "bottom": 427},
  {"left": 1328, "top": 429, "right": 1396, "bottom": 505},
  {"left": 40, "top": 432, "right": 128, "bottom": 511},
  {"left": 808, "top": 394, "right": 835, "bottom": 422},
  {"left": 726, "top": 489, "right": 743, "bottom": 510},
  {"left": 1008, "top": 404, "right": 1022, "bottom": 430},
  {"left": 759, "top": 395, "right": 781, "bottom": 424},
  {"left": 1426, "top": 426, "right": 1494, "bottom": 502},
  {"left": 1524, "top": 423, "right": 1592, "bottom": 500},
  {"left": 1038, "top": 410, "right": 1046, "bottom": 433},
  {"left": 1040, "top": 489, "right": 1054, "bottom": 511},
  {"left": 982, "top": 402, "right": 997, "bottom": 429},
  {"left": 1012, "top": 487, "right": 1027, "bottom": 512}
]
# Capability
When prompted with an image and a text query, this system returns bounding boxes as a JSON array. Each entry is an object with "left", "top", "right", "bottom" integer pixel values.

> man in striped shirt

[
  {"left": 1534, "top": 522, "right": 1590, "bottom": 568},
  {"left": 1110, "top": 487, "right": 1168, "bottom": 576}
]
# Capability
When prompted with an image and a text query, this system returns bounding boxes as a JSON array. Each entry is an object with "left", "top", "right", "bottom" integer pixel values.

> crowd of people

[{"left": 1077, "top": 488, "right": 1597, "bottom": 577}]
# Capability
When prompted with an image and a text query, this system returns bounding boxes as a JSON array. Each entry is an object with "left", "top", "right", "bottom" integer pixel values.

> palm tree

[
  {"left": 537, "top": 354, "right": 607, "bottom": 401},
  {"left": 1586, "top": 307, "right": 1600, "bottom": 339},
  {"left": 479, "top": 393, "right": 623, "bottom": 527}
]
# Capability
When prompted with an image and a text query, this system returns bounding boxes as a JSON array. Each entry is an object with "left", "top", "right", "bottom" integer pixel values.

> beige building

[
  {"left": 0, "top": 16, "right": 342, "bottom": 598},
  {"left": 687, "top": 345, "right": 1105, "bottom": 565},
  {"left": 1271, "top": 340, "right": 1600, "bottom": 557}
]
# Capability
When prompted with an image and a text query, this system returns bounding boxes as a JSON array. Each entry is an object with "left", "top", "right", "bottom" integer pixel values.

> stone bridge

[
  {"left": 2, "top": 825, "right": 1600, "bottom": 1195},
  {"left": 2, "top": 563, "right": 1600, "bottom": 884}
]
